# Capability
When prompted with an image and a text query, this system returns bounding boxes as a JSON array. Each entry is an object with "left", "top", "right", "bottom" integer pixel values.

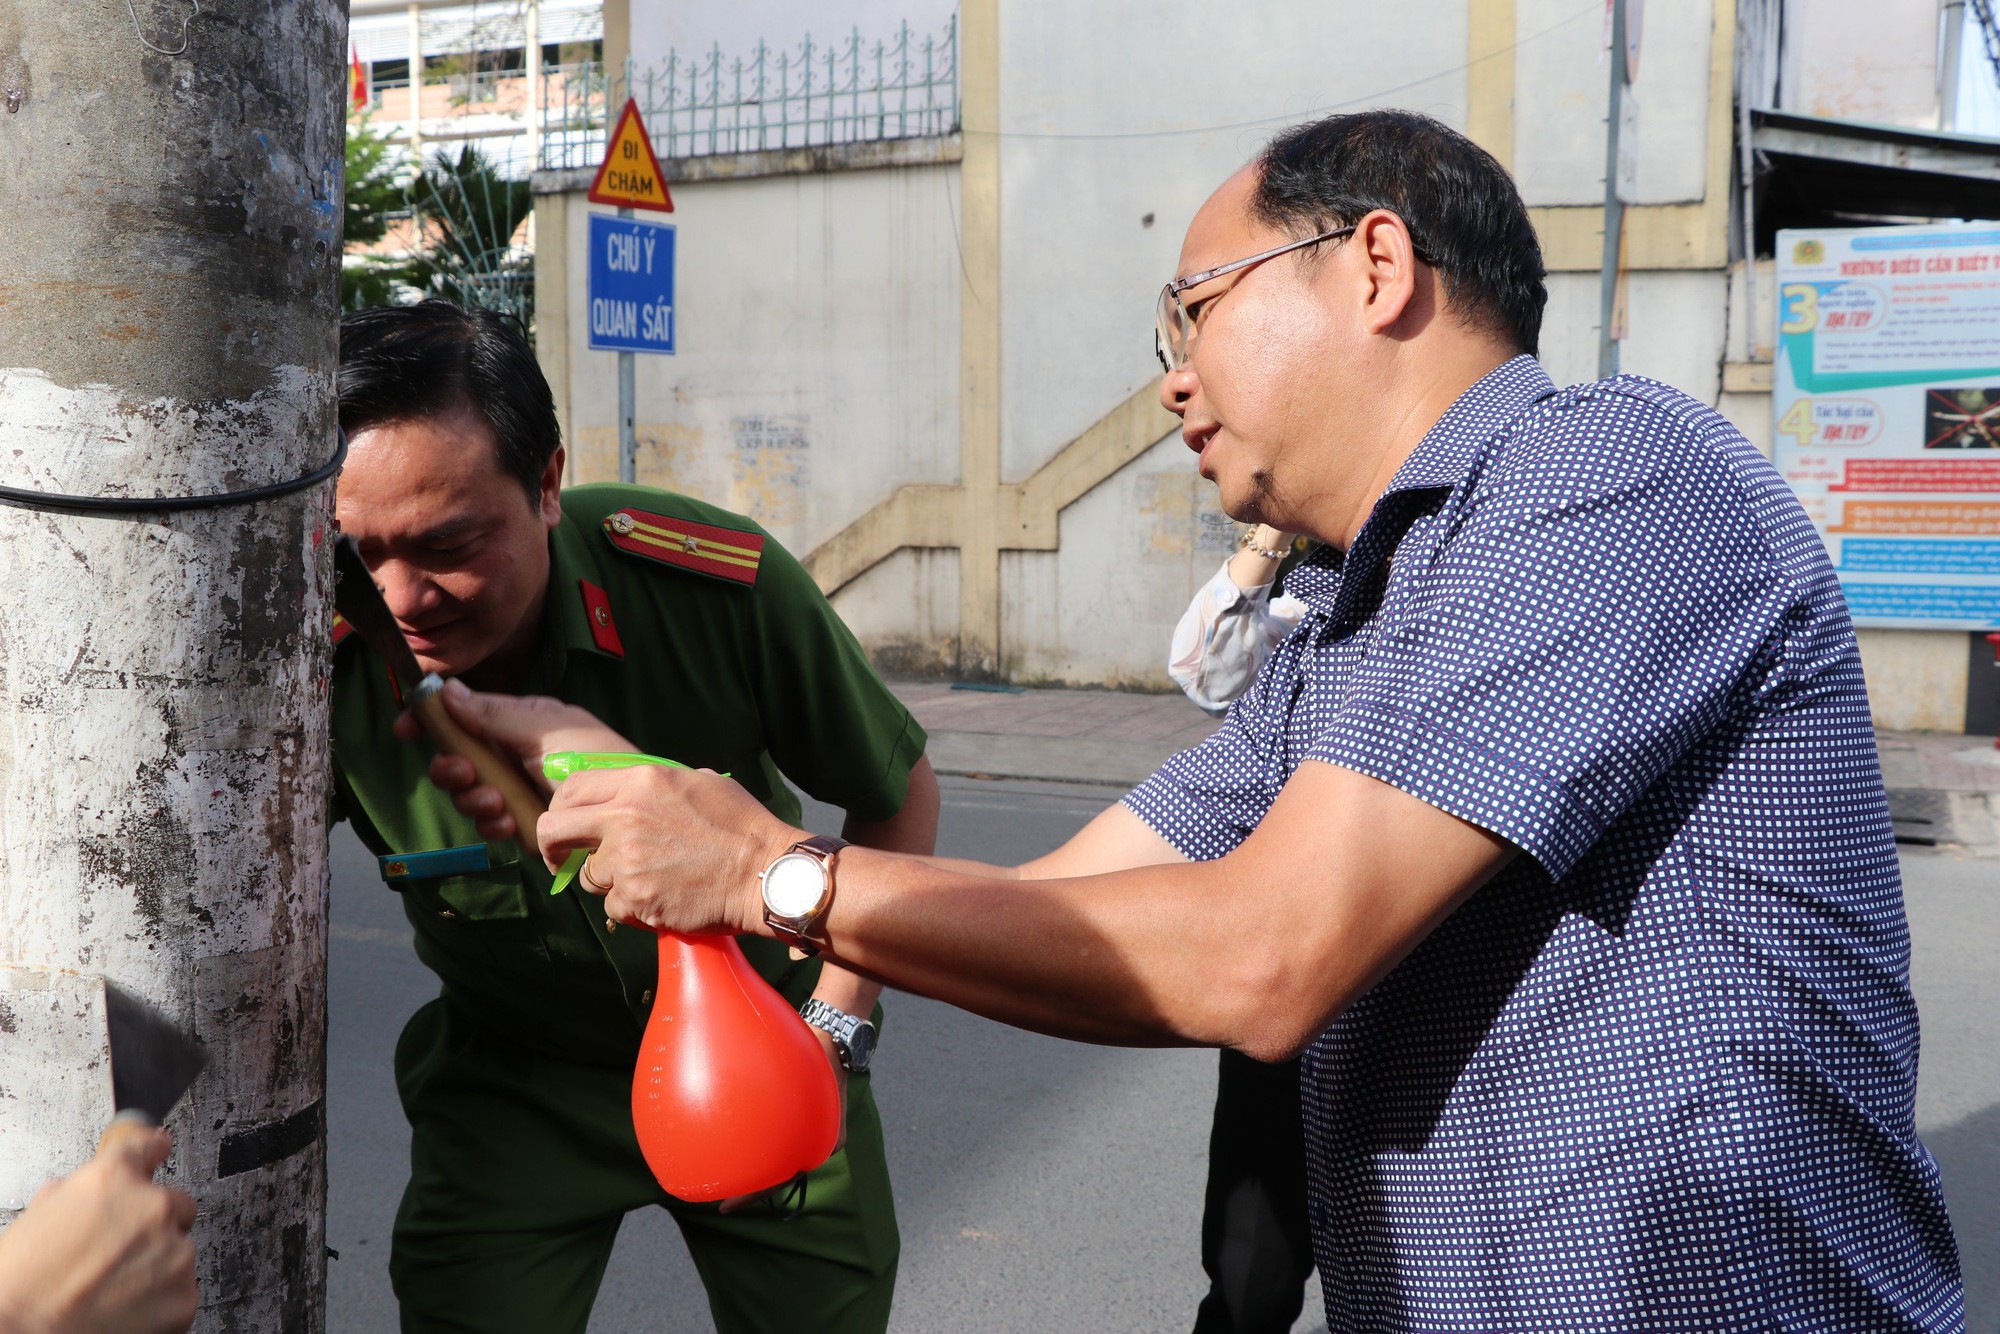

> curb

[
  {"left": 1891, "top": 788, "right": 2000, "bottom": 858},
  {"left": 925, "top": 732, "right": 1174, "bottom": 790}
]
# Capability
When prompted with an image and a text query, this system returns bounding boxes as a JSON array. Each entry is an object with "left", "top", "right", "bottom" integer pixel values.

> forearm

[
  {"left": 776, "top": 853, "right": 1271, "bottom": 1050},
  {"left": 808, "top": 961, "right": 882, "bottom": 1018},
  {"left": 818, "top": 755, "right": 946, "bottom": 1014},
  {"left": 839, "top": 755, "right": 939, "bottom": 855},
  {"left": 805, "top": 852, "right": 1024, "bottom": 1004},
  {"left": 736, "top": 780, "right": 1498, "bottom": 1059}
]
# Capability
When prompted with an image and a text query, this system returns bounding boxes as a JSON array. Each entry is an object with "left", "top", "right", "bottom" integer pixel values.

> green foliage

[
  {"left": 344, "top": 112, "right": 404, "bottom": 247},
  {"left": 342, "top": 113, "right": 413, "bottom": 311},
  {"left": 341, "top": 256, "right": 412, "bottom": 312},
  {"left": 401, "top": 145, "right": 536, "bottom": 326},
  {"left": 338, "top": 130, "right": 536, "bottom": 325}
]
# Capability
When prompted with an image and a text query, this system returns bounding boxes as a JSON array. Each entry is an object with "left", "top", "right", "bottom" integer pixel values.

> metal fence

[{"left": 538, "top": 16, "right": 958, "bottom": 172}]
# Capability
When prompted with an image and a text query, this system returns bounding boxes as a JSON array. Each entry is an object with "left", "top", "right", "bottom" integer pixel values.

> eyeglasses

[{"left": 1154, "top": 225, "right": 1356, "bottom": 374}]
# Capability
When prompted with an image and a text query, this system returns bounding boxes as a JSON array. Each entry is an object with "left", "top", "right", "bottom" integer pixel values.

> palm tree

[{"left": 402, "top": 145, "right": 536, "bottom": 325}]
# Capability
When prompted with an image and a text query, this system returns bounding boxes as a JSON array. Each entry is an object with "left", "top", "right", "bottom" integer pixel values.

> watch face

[
  {"left": 845, "top": 1021, "right": 876, "bottom": 1071},
  {"left": 763, "top": 853, "right": 827, "bottom": 919}
]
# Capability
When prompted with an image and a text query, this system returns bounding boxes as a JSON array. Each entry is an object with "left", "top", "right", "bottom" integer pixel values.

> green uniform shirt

[{"left": 332, "top": 484, "right": 926, "bottom": 1066}]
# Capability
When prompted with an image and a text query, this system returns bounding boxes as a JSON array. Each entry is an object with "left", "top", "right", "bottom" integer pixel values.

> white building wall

[
  {"left": 1717, "top": 258, "right": 1778, "bottom": 457},
  {"left": 1536, "top": 273, "right": 1600, "bottom": 390},
  {"left": 833, "top": 547, "right": 962, "bottom": 675},
  {"left": 996, "top": 2, "right": 1472, "bottom": 483},
  {"left": 556, "top": 160, "right": 961, "bottom": 565},
  {"left": 1512, "top": 0, "right": 1714, "bottom": 206},
  {"left": 551, "top": 0, "right": 1983, "bottom": 725},
  {"left": 570, "top": 0, "right": 1747, "bottom": 690},
  {"left": 1781, "top": 0, "right": 1945, "bottom": 128},
  {"left": 1008, "top": 435, "right": 1243, "bottom": 686},
  {"left": 1493, "top": 273, "right": 1731, "bottom": 421},
  {"left": 1620, "top": 270, "right": 1730, "bottom": 404},
  {"left": 994, "top": 1, "right": 1472, "bottom": 683}
]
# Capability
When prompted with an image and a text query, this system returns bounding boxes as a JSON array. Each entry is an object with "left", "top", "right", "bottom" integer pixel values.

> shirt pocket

[
  {"left": 391, "top": 847, "right": 553, "bottom": 968},
  {"left": 434, "top": 865, "right": 533, "bottom": 921}
]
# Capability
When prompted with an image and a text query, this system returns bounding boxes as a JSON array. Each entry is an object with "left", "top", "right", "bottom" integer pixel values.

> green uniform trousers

[{"left": 388, "top": 998, "right": 899, "bottom": 1334}]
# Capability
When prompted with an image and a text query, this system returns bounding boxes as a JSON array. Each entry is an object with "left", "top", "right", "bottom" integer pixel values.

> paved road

[
  {"left": 326, "top": 779, "right": 1996, "bottom": 1332},
  {"left": 1904, "top": 849, "right": 2000, "bottom": 1328}
]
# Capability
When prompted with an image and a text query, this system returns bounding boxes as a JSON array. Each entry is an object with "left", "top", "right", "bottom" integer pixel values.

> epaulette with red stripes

[{"left": 600, "top": 507, "right": 764, "bottom": 588}]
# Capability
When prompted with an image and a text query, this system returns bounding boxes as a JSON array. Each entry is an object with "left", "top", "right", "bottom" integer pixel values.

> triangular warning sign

[{"left": 588, "top": 99, "right": 674, "bottom": 213}]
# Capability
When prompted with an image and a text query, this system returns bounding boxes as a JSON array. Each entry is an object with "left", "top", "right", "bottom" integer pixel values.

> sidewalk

[
  {"left": 893, "top": 679, "right": 2000, "bottom": 855},
  {"left": 893, "top": 679, "right": 1220, "bottom": 789},
  {"left": 1877, "top": 732, "right": 2000, "bottom": 854}
]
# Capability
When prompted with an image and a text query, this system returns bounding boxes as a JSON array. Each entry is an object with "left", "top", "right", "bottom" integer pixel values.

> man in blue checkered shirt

[{"left": 429, "top": 109, "right": 1965, "bottom": 1331}]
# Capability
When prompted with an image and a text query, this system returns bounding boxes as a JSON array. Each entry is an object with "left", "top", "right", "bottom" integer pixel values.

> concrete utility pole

[{"left": 0, "top": 1, "right": 342, "bottom": 1329}]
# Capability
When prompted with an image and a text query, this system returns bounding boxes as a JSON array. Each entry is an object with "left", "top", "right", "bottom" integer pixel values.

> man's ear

[
  {"left": 1354, "top": 210, "right": 1421, "bottom": 336},
  {"left": 538, "top": 446, "right": 566, "bottom": 528}
]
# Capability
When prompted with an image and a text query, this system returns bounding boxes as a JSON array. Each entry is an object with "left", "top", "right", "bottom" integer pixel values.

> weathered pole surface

[{"left": 0, "top": 1, "right": 343, "bottom": 1329}]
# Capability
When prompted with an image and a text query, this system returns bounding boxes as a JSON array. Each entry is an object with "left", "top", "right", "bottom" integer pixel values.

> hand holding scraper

[
  {"left": 332, "top": 534, "right": 549, "bottom": 848},
  {"left": 0, "top": 977, "right": 205, "bottom": 1334}
]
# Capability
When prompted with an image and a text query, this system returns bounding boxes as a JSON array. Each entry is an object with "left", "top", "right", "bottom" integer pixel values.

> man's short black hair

[
  {"left": 1254, "top": 110, "right": 1547, "bottom": 356},
  {"left": 338, "top": 300, "right": 560, "bottom": 504}
]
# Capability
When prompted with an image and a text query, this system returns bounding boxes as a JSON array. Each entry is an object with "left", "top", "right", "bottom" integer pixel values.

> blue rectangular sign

[{"left": 587, "top": 213, "right": 676, "bottom": 354}]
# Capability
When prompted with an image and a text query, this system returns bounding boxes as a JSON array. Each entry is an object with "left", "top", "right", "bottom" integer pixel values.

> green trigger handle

[{"left": 540, "top": 751, "right": 724, "bottom": 895}]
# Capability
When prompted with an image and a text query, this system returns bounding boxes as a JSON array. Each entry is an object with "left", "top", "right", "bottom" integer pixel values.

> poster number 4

[{"left": 1777, "top": 397, "right": 1816, "bottom": 448}]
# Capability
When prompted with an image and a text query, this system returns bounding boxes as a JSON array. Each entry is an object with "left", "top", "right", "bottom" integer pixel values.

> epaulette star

[{"left": 600, "top": 507, "right": 764, "bottom": 587}]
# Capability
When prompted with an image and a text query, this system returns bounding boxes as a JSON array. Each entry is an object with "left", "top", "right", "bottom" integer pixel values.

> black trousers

[{"left": 1191, "top": 1049, "right": 1316, "bottom": 1334}]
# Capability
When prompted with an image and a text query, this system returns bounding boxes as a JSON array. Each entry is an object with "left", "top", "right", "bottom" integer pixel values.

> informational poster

[{"left": 1774, "top": 223, "right": 2000, "bottom": 629}]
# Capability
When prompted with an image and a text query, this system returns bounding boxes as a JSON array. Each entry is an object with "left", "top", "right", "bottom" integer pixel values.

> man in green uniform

[{"left": 330, "top": 300, "right": 938, "bottom": 1334}]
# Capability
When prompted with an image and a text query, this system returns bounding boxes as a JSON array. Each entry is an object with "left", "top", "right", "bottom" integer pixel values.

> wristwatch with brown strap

[{"left": 759, "top": 834, "right": 848, "bottom": 957}]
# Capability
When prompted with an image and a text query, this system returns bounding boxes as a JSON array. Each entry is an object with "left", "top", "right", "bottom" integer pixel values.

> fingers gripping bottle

[{"left": 544, "top": 752, "right": 841, "bottom": 1202}]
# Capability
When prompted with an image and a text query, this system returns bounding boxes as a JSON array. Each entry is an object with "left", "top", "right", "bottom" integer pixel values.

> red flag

[{"left": 350, "top": 44, "right": 368, "bottom": 110}]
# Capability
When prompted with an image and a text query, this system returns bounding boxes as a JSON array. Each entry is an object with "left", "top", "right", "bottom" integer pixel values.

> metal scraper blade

[
  {"left": 332, "top": 533, "right": 429, "bottom": 697},
  {"left": 103, "top": 982, "right": 208, "bottom": 1125}
]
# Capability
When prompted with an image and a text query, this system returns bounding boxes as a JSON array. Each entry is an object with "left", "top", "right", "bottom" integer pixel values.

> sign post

[
  {"left": 1597, "top": 0, "right": 1641, "bottom": 379},
  {"left": 1774, "top": 223, "right": 2000, "bottom": 629},
  {"left": 587, "top": 100, "right": 675, "bottom": 483}
]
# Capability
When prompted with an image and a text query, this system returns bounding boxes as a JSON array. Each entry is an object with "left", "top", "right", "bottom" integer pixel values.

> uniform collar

[{"left": 533, "top": 509, "right": 626, "bottom": 686}]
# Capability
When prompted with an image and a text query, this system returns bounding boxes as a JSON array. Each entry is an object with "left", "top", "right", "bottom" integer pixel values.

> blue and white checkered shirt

[{"left": 1127, "top": 357, "right": 1963, "bottom": 1331}]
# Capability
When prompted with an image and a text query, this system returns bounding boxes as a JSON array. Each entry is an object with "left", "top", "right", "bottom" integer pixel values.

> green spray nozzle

[
  {"left": 540, "top": 751, "right": 721, "bottom": 895},
  {"left": 542, "top": 750, "right": 692, "bottom": 784}
]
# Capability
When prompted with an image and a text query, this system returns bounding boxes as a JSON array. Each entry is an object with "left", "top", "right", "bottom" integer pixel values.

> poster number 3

[{"left": 1779, "top": 284, "right": 1819, "bottom": 335}]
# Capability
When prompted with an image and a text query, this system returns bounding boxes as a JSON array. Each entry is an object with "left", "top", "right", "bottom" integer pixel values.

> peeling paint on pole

[{"left": 0, "top": 1, "right": 343, "bottom": 1329}]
